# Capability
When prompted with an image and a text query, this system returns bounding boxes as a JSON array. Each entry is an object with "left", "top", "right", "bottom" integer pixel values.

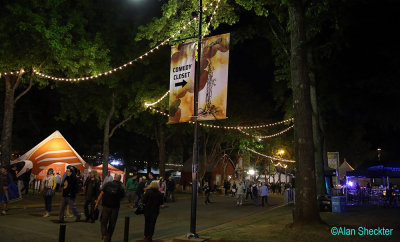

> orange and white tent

[
  {"left": 11, "top": 131, "right": 86, "bottom": 178},
  {"left": 92, "top": 164, "right": 124, "bottom": 182}
]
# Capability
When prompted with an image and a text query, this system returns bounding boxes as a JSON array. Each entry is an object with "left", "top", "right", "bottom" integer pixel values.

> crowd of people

[
  {"left": 218, "top": 179, "right": 292, "bottom": 207},
  {"left": 2, "top": 164, "right": 292, "bottom": 242}
]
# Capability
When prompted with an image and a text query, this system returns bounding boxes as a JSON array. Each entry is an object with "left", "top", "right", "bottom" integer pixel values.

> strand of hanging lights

[
  {"left": 1, "top": 70, "right": 25, "bottom": 76},
  {"left": 247, "top": 148, "right": 296, "bottom": 163},
  {"left": 147, "top": 106, "right": 294, "bottom": 140},
  {"left": 145, "top": 90, "right": 294, "bottom": 132},
  {"left": 274, "top": 162, "right": 288, "bottom": 168},
  {"left": 203, "top": 0, "right": 221, "bottom": 37},
  {"left": 237, "top": 124, "right": 294, "bottom": 139},
  {"left": 31, "top": 0, "right": 221, "bottom": 82}
]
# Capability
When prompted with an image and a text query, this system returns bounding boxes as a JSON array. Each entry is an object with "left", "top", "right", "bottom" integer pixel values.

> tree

[
  {"left": 287, "top": 0, "right": 321, "bottom": 224},
  {"left": 0, "top": 0, "right": 109, "bottom": 166}
]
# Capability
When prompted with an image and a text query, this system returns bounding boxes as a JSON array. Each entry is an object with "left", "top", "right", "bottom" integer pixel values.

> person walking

[
  {"left": 95, "top": 174, "right": 125, "bottom": 242},
  {"left": 245, "top": 181, "right": 253, "bottom": 200},
  {"left": 223, "top": 180, "right": 230, "bottom": 196},
  {"left": 252, "top": 183, "right": 259, "bottom": 206},
  {"left": 158, "top": 177, "right": 166, "bottom": 202},
  {"left": 142, "top": 180, "right": 164, "bottom": 242},
  {"left": 260, "top": 183, "right": 269, "bottom": 207},
  {"left": 55, "top": 173, "right": 61, "bottom": 192},
  {"left": 136, "top": 176, "right": 146, "bottom": 204},
  {"left": 0, "top": 166, "right": 10, "bottom": 215},
  {"left": 203, "top": 181, "right": 211, "bottom": 204},
  {"left": 236, "top": 181, "right": 245, "bottom": 206},
  {"left": 125, "top": 175, "right": 138, "bottom": 208},
  {"left": 58, "top": 168, "right": 81, "bottom": 223},
  {"left": 83, "top": 170, "right": 101, "bottom": 223},
  {"left": 102, "top": 171, "right": 113, "bottom": 187},
  {"left": 41, "top": 168, "right": 56, "bottom": 217},
  {"left": 166, "top": 176, "right": 175, "bottom": 202}
]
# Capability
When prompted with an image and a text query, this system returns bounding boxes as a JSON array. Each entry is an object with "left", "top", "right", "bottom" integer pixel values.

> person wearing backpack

[
  {"left": 125, "top": 175, "right": 138, "bottom": 208},
  {"left": 95, "top": 174, "right": 125, "bottom": 242}
]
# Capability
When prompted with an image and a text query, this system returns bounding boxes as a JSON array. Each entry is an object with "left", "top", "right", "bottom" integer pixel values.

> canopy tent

[
  {"left": 11, "top": 131, "right": 86, "bottom": 179},
  {"left": 346, "top": 160, "right": 400, "bottom": 178},
  {"left": 92, "top": 164, "right": 124, "bottom": 182},
  {"left": 338, "top": 160, "right": 354, "bottom": 180}
]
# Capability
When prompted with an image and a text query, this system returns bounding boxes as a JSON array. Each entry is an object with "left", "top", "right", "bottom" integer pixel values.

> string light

[
  {"left": 247, "top": 148, "right": 296, "bottom": 163},
  {"left": 32, "top": 0, "right": 219, "bottom": 82},
  {"left": 147, "top": 105, "right": 294, "bottom": 141},
  {"left": 274, "top": 162, "right": 288, "bottom": 168},
  {"left": 144, "top": 91, "right": 170, "bottom": 107},
  {"left": 238, "top": 125, "right": 294, "bottom": 139},
  {"left": 1, "top": 70, "right": 25, "bottom": 76},
  {"left": 203, "top": 0, "right": 221, "bottom": 37}
]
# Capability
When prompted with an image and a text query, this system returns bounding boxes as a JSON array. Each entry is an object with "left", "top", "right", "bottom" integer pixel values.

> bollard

[
  {"left": 124, "top": 216, "right": 130, "bottom": 242},
  {"left": 59, "top": 224, "right": 66, "bottom": 242}
]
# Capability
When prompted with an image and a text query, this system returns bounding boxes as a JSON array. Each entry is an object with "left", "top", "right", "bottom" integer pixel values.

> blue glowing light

[{"left": 347, "top": 181, "right": 354, "bottom": 187}]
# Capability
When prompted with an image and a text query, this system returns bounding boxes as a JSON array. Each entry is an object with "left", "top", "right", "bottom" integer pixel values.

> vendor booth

[{"left": 345, "top": 160, "right": 400, "bottom": 207}]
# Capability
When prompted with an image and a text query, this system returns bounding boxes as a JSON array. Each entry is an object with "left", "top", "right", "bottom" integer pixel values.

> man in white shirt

[
  {"left": 260, "top": 183, "right": 269, "bottom": 207},
  {"left": 102, "top": 171, "right": 113, "bottom": 188}
]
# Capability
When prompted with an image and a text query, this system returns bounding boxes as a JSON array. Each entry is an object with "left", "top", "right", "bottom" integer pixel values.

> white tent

[{"left": 338, "top": 160, "right": 354, "bottom": 180}]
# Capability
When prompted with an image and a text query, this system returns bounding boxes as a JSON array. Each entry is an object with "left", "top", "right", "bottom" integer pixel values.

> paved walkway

[{"left": 0, "top": 193, "right": 284, "bottom": 242}]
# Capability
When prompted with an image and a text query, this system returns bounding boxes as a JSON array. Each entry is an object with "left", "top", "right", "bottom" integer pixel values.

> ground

[{"left": 0, "top": 192, "right": 399, "bottom": 241}]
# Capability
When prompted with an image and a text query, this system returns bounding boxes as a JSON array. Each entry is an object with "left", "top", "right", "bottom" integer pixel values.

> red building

[{"left": 181, "top": 154, "right": 235, "bottom": 189}]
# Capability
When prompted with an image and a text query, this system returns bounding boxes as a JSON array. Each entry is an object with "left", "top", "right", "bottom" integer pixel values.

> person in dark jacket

[
  {"left": 59, "top": 168, "right": 81, "bottom": 223},
  {"left": 136, "top": 176, "right": 146, "bottom": 203},
  {"left": 166, "top": 176, "right": 175, "bottom": 202},
  {"left": 203, "top": 181, "right": 211, "bottom": 204},
  {"left": 83, "top": 170, "right": 101, "bottom": 222},
  {"left": 95, "top": 174, "right": 125, "bottom": 242},
  {"left": 142, "top": 180, "right": 164, "bottom": 242}
]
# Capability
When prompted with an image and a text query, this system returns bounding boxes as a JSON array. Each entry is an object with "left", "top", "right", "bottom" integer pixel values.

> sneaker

[
  {"left": 1, "top": 211, "right": 6, "bottom": 216},
  {"left": 43, "top": 213, "right": 50, "bottom": 217},
  {"left": 66, "top": 214, "right": 73, "bottom": 218}
]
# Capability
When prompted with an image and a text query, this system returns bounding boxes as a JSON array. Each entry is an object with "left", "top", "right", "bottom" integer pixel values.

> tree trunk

[
  {"left": 0, "top": 76, "right": 16, "bottom": 166},
  {"left": 102, "top": 120, "right": 110, "bottom": 179},
  {"left": 157, "top": 123, "right": 166, "bottom": 178},
  {"left": 308, "top": 50, "right": 326, "bottom": 197},
  {"left": 288, "top": 0, "right": 321, "bottom": 225}
]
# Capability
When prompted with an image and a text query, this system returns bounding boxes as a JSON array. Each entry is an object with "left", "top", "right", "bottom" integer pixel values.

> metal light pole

[{"left": 190, "top": 0, "right": 202, "bottom": 235}]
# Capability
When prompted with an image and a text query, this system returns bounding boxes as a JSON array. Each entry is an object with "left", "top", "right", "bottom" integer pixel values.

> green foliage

[{"left": 0, "top": 0, "right": 110, "bottom": 79}]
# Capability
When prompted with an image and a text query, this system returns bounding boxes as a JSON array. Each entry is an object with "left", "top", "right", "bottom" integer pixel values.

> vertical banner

[
  {"left": 327, "top": 152, "right": 339, "bottom": 170},
  {"left": 198, "top": 33, "right": 230, "bottom": 120},
  {"left": 169, "top": 41, "right": 196, "bottom": 124}
]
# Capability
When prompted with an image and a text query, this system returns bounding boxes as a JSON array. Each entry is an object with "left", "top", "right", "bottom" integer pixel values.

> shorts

[{"left": 0, "top": 193, "right": 7, "bottom": 204}]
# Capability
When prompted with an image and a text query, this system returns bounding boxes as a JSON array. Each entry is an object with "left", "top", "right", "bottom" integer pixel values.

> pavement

[{"left": 0, "top": 192, "right": 285, "bottom": 242}]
